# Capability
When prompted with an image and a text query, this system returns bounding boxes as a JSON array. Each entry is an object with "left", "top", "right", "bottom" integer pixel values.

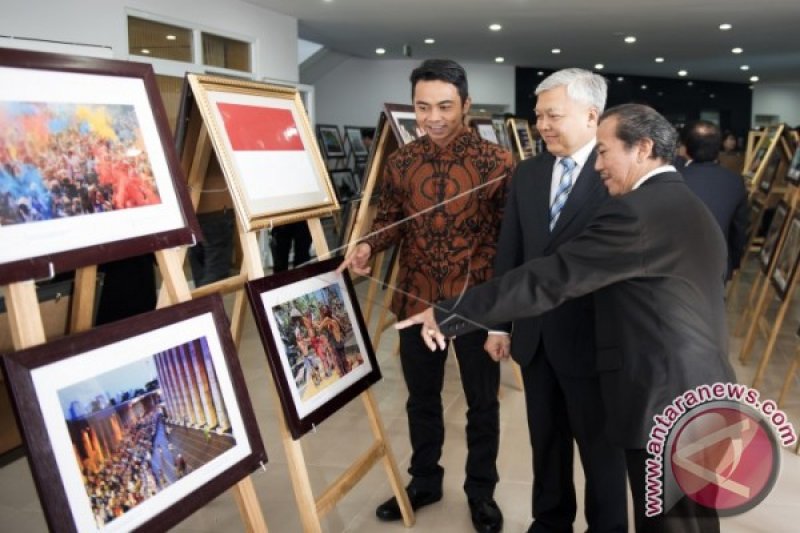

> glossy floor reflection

[{"left": 0, "top": 263, "right": 798, "bottom": 532}]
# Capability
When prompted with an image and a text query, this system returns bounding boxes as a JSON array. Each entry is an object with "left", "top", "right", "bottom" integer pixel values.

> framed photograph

[
  {"left": 384, "top": 103, "right": 424, "bottom": 146},
  {"left": 186, "top": 74, "right": 338, "bottom": 231},
  {"left": 1, "top": 295, "right": 266, "bottom": 533},
  {"left": 507, "top": 117, "right": 535, "bottom": 159},
  {"left": 744, "top": 124, "right": 783, "bottom": 181},
  {"left": 0, "top": 48, "right": 197, "bottom": 286},
  {"left": 770, "top": 212, "right": 800, "bottom": 299},
  {"left": 330, "top": 169, "right": 360, "bottom": 203},
  {"left": 759, "top": 201, "right": 790, "bottom": 274},
  {"left": 758, "top": 150, "right": 784, "bottom": 193},
  {"left": 469, "top": 117, "right": 500, "bottom": 145},
  {"left": 343, "top": 125, "right": 369, "bottom": 159},
  {"left": 492, "top": 117, "right": 512, "bottom": 150},
  {"left": 787, "top": 145, "right": 800, "bottom": 186},
  {"left": 316, "top": 124, "right": 345, "bottom": 159},
  {"left": 246, "top": 257, "right": 381, "bottom": 439}
]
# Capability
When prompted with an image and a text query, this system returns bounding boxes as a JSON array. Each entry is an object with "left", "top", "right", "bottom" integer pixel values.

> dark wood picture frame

[
  {"left": 0, "top": 295, "right": 266, "bottom": 532},
  {"left": 384, "top": 102, "right": 422, "bottom": 146},
  {"left": 759, "top": 201, "right": 791, "bottom": 274},
  {"left": 770, "top": 212, "right": 800, "bottom": 299},
  {"left": 758, "top": 150, "right": 785, "bottom": 193},
  {"left": 343, "top": 125, "right": 369, "bottom": 159},
  {"left": 787, "top": 145, "right": 800, "bottom": 186},
  {"left": 316, "top": 124, "right": 345, "bottom": 159},
  {"left": 744, "top": 124, "right": 783, "bottom": 183},
  {"left": 246, "top": 257, "right": 380, "bottom": 439},
  {"left": 0, "top": 48, "right": 198, "bottom": 286},
  {"left": 330, "top": 169, "right": 360, "bottom": 203}
]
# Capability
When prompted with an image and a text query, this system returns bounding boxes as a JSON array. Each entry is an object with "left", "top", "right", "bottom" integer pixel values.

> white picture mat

[
  {"left": 346, "top": 129, "right": 368, "bottom": 156},
  {"left": 390, "top": 110, "right": 422, "bottom": 145},
  {"left": 0, "top": 66, "right": 185, "bottom": 264},
  {"left": 204, "top": 90, "right": 331, "bottom": 212},
  {"left": 31, "top": 312, "right": 251, "bottom": 533},
  {"left": 259, "top": 272, "right": 373, "bottom": 419},
  {"left": 477, "top": 123, "right": 499, "bottom": 144}
]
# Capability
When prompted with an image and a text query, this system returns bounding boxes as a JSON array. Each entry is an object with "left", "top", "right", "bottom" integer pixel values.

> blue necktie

[{"left": 550, "top": 157, "right": 577, "bottom": 231}]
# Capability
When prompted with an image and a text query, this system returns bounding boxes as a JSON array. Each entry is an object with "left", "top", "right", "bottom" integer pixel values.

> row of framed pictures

[
  {"left": 316, "top": 124, "right": 372, "bottom": 160},
  {"left": 757, "top": 200, "right": 800, "bottom": 299},
  {"left": 2, "top": 258, "right": 380, "bottom": 532},
  {"left": 0, "top": 47, "right": 349, "bottom": 286},
  {"left": 746, "top": 124, "right": 800, "bottom": 192}
]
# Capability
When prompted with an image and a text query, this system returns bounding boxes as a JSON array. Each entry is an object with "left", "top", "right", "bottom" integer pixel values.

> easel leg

[
  {"left": 738, "top": 278, "right": 772, "bottom": 364},
  {"left": 69, "top": 265, "right": 98, "bottom": 333},
  {"left": 362, "top": 389, "right": 415, "bottom": 527}
]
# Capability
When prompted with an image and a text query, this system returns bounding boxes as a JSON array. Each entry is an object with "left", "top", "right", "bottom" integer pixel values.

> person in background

[{"left": 681, "top": 120, "right": 749, "bottom": 280}]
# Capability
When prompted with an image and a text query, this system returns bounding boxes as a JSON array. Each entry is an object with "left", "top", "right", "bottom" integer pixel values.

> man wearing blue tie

[{"left": 484, "top": 68, "right": 627, "bottom": 532}]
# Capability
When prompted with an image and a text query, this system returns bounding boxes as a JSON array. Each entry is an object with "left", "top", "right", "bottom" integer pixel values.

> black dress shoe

[
  {"left": 375, "top": 486, "right": 442, "bottom": 521},
  {"left": 468, "top": 497, "right": 503, "bottom": 533}
]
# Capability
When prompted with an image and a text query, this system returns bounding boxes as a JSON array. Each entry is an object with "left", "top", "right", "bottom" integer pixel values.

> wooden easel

[
  {"left": 507, "top": 117, "right": 535, "bottom": 161},
  {"left": 777, "top": 327, "right": 800, "bottom": 408},
  {"left": 728, "top": 135, "right": 792, "bottom": 301},
  {"left": 175, "top": 92, "right": 413, "bottom": 532},
  {"left": 738, "top": 187, "right": 799, "bottom": 390},
  {"left": 1, "top": 249, "right": 270, "bottom": 532}
]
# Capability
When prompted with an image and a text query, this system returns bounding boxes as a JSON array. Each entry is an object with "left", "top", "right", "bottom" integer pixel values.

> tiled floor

[{"left": 0, "top": 260, "right": 798, "bottom": 532}]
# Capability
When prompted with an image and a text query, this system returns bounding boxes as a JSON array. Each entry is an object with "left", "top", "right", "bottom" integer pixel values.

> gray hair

[
  {"left": 535, "top": 68, "right": 608, "bottom": 112},
  {"left": 600, "top": 103, "right": 678, "bottom": 162}
]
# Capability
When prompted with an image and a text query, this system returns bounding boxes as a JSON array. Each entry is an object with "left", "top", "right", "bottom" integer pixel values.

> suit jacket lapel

[{"left": 549, "top": 151, "right": 599, "bottom": 241}]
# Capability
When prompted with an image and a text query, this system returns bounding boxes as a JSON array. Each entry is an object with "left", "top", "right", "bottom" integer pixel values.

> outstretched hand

[
  {"left": 336, "top": 242, "right": 372, "bottom": 276},
  {"left": 395, "top": 307, "right": 446, "bottom": 351}
]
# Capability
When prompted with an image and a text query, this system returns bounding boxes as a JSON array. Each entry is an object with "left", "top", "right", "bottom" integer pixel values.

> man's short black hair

[
  {"left": 600, "top": 103, "right": 677, "bottom": 163},
  {"left": 684, "top": 120, "right": 721, "bottom": 163},
  {"left": 410, "top": 59, "right": 469, "bottom": 104}
]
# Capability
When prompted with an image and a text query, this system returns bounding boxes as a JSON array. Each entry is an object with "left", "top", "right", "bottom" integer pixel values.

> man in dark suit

[
  {"left": 399, "top": 104, "right": 736, "bottom": 532},
  {"left": 484, "top": 68, "right": 627, "bottom": 533},
  {"left": 680, "top": 120, "right": 749, "bottom": 280}
]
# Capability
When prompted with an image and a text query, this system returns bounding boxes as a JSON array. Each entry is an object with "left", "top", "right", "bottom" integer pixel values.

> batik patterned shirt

[{"left": 365, "top": 128, "right": 514, "bottom": 319}]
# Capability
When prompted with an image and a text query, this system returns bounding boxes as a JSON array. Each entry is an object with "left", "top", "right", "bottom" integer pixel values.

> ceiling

[{"left": 245, "top": 0, "right": 800, "bottom": 84}]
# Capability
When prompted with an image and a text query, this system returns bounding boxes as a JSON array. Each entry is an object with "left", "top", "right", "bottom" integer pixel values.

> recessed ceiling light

[
  {"left": 732, "top": 47, "right": 743, "bottom": 54},
  {"left": 658, "top": 91, "right": 664, "bottom": 96},
  {"left": 617, "top": 76, "right": 624, "bottom": 82},
  {"left": 551, "top": 48, "right": 561, "bottom": 54},
  {"left": 719, "top": 23, "right": 732, "bottom": 30},
  {"left": 141, "top": 48, "right": 150, "bottom": 55},
  {"left": 624, "top": 36, "right": 637, "bottom": 44},
  {"left": 740, "top": 65, "right": 750, "bottom": 71},
  {"left": 537, "top": 71, "right": 545, "bottom": 76},
  {"left": 495, "top": 56, "right": 505, "bottom": 63},
  {"left": 640, "top": 84, "right": 647, "bottom": 90},
  {"left": 709, "top": 94, "right": 715, "bottom": 98},
  {"left": 424, "top": 38, "right": 435, "bottom": 44},
  {"left": 594, "top": 63, "right": 604, "bottom": 70},
  {"left": 750, "top": 75, "right": 760, "bottom": 82},
  {"left": 375, "top": 48, "right": 386, "bottom": 55},
  {"left": 678, "top": 70, "right": 688, "bottom": 77},
  {"left": 489, "top": 23, "right": 502, "bottom": 31},
  {"left": 687, "top": 81, "right": 694, "bottom": 86},
  {"left": 655, "top": 57, "right": 665, "bottom": 63},
  {"left": 166, "top": 34, "right": 176, "bottom": 41}
]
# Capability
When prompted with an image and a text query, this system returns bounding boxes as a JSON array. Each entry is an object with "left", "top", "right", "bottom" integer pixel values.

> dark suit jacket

[
  {"left": 436, "top": 172, "right": 736, "bottom": 448},
  {"left": 680, "top": 161, "right": 749, "bottom": 278},
  {"left": 494, "top": 152, "right": 608, "bottom": 376}
]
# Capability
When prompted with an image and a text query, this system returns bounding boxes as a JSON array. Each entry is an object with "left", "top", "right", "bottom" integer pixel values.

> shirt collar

[
  {"left": 632, "top": 164, "right": 676, "bottom": 190},
  {"left": 556, "top": 139, "right": 596, "bottom": 170}
]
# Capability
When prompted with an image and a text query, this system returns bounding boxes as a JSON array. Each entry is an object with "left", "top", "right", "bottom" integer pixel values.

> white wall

[
  {"left": 0, "top": 0, "right": 299, "bottom": 82},
  {"left": 305, "top": 56, "right": 515, "bottom": 128},
  {"left": 752, "top": 83, "right": 800, "bottom": 127}
]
